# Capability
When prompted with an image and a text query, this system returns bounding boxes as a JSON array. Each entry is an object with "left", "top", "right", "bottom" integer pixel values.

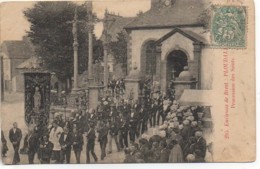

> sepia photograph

[{"left": 0, "top": 0, "right": 256, "bottom": 165}]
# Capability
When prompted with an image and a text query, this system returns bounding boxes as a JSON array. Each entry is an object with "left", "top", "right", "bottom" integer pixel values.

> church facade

[{"left": 124, "top": 0, "right": 213, "bottom": 94}]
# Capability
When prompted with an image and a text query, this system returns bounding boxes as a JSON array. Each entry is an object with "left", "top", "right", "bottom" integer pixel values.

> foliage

[
  {"left": 24, "top": 1, "right": 103, "bottom": 82},
  {"left": 109, "top": 31, "right": 128, "bottom": 74}
]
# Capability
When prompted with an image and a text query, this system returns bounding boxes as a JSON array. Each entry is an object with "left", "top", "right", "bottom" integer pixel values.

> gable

[
  {"left": 154, "top": 28, "right": 205, "bottom": 46},
  {"left": 161, "top": 31, "right": 195, "bottom": 61}
]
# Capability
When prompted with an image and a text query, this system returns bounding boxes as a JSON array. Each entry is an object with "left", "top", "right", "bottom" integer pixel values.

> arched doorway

[{"left": 166, "top": 50, "right": 188, "bottom": 87}]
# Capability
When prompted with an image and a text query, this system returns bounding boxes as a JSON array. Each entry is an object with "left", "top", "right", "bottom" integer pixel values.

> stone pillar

[
  {"left": 193, "top": 42, "right": 203, "bottom": 89},
  {"left": 86, "top": 2, "right": 104, "bottom": 110},
  {"left": 72, "top": 39, "right": 79, "bottom": 93},
  {"left": 88, "top": 26, "right": 94, "bottom": 84},
  {"left": 88, "top": 86, "right": 104, "bottom": 109},
  {"left": 160, "top": 60, "right": 167, "bottom": 94}
]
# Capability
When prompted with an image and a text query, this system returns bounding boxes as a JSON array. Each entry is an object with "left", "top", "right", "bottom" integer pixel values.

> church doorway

[{"left": 166, "top": 50, "right": 188, "bottom": 87}]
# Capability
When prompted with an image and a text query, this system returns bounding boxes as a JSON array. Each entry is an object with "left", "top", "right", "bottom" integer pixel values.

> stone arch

[
  {"left": 166, "top": 50, "right": 188, "bottom": 87},
  {"left": 164, "top": 46, "right": 191, "bottom": 61}
]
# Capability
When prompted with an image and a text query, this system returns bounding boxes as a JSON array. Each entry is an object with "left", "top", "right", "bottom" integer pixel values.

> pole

[
  {"left": 72, "top": 8, "right": 79, "bottom": 92},
  {"left": 103, "top": 9, "right": 109, "bottom": 89},
  {"left": 87, "top": 1, "right": 94, "bottom": 85}
]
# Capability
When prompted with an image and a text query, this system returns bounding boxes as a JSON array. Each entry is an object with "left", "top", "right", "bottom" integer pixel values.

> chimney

[{"left": 151, "top": 0, "right": 161, "bottom": 10}]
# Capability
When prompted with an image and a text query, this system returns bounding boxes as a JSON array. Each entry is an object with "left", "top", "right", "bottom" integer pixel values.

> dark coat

[
  {"left": 150, "top": 104, "right": 158, "bottom": 116},
  {"left": 59, "top": 132, "right": 73, "bottom": 150},
  {"left": 97, "top": 126, "right": 108, "bottom": 143},
  {"left": 118, "top": 117, "right": 129, "bottom": 135},
  {"left": 109, "top": 121, "right": 119, "bottom": 136},
  {"left": 24, "top": 133, "right": 39, "bottom": 153},
  {"left": 194, "top": 137, "right": 207, "bottom": 158},
  {"left": 86, "top": 128, "right": 96, "bottom": 142},
  {"left": 159, "top": 148, "right": 170, "bottom": 163},
  {"left": 129, "top": 111, "right": 139, "bottom": 128},
  {"left": 9, "top": 128, "right": 22, "bottom": 144},
  {"left": 180, "top": 126, "right": 192, "bottom": 141},
  {"left": 72, "top": 132, "right": 84, "bottom": 151},
  {"left": 39, "top": 141, "right": 54, "bottom": 160},
  {"left": 121, "top": 105, "right": 130, "bottom": 117},
  {"left": 77, "top": 115, "right": 87, "bottom": 131}
]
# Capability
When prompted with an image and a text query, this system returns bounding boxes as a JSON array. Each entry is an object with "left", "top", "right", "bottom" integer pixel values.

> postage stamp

[{"left": 211, "top": 6, "right": 247, "bottom": 48}]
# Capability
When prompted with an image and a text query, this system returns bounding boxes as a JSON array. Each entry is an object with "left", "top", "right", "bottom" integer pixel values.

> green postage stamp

[{"left": 211, "top": 6, "right": 247, "bottom": 48}]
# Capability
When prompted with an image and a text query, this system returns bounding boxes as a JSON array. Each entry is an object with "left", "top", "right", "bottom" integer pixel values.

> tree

[
  {"left": 109, "top": 31, "right": 128, "bottom": 76},
  {"left": 24, "top": 1, "right": 103, "bottom": 93}
]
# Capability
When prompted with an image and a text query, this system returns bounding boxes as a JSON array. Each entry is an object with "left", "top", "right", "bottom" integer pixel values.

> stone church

[{"left": 124, "top": 0, "right": 213, "bottom": 99}]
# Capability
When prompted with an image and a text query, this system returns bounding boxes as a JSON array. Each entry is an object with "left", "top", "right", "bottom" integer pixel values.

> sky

[{"left": 0, "top": 0, "right": 150, "bottom": 43}]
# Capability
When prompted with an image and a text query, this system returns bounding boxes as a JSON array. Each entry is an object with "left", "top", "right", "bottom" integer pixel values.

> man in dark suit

[
  {"left": 72, "top": 127, "right": 83, "bottom": 163},
  {"left": 97, "top": 120, "right": 109, "bottom": 160},
  {"left": 128, "top": 108, "right": 139, "bottom": 142},
  {"left": 149, "top": 100, "right": 157, "bottom": 127},
  {"left": 86, "top": 123, "right": 98, "bottom": 163},
  {"left": 139, "top": 104, "right": 149, "bottom": 135},
  {"left": 9, "top": 122, "right": 22, "bottom": 164},
  {"left": 118, "top": 112, "right": 129, "bottom": 149},
  {"left": 38, "top": 135, "right": 53, "bottom": 164},
  {"left": 77, "top": 110, "right": 87, "bottom": 133},
  {"left": 121, "top": 102, "right": 130, "bottom": 118},
  {"left": 194, "top": 131, "right": 207, "bottom": 160},
  {"left": 24, "top": 128, "right": 39, "bottom": 164},
  {"left": 87, "top": 109, "right": 98, "bottom": 128},
  {"left": 107, "top": 118, "right": 120, "bottom": 154},
  {"left": 59, "top": 126, "right": 73, "bottom": 164}
]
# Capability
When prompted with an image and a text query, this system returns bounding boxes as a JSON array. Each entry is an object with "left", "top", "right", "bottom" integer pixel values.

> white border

[{"left": 0, "top": 0, "right": 259, "bottom": 169}]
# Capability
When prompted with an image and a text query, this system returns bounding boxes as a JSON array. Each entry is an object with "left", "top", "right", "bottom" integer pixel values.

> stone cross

[{"left": 67, "top": 7, "right": 84, "bottom": 92}]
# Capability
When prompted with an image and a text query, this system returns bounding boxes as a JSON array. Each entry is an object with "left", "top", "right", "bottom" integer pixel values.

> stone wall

[{"left": 128, "top": 26, "right": 213, "bottom": 90}]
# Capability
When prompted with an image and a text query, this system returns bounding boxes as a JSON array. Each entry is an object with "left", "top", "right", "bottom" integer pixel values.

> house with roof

[
  {"left": 0, "top": 36, "right": 34, "bottom": 92},
  {"left": 124, "top": 0, "right": 213, "bottom": 94}
]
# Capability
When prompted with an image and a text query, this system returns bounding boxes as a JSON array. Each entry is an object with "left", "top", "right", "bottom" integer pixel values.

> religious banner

[{"left": 24, "top": 72, "right": 51, "bottom": 126}]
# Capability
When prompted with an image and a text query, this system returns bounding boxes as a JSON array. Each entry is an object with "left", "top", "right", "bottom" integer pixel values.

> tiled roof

[
  {"left": 125, "top": 0, "right": 209, "bottom": 30},
  {"left": 0, "top": 40, "right": 33, "bottom": 59}
]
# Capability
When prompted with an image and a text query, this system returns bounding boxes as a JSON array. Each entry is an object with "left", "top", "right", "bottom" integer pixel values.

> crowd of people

[{"left": 1, "top": 88, "right": 212, "bottom": 164}]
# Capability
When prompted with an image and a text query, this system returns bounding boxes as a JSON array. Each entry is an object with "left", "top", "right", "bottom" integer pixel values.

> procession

[
  {"left": 1, "top": 86, "right": 212, "bottom": 164},
  {"left": 1, "top": 0, "right": 214, "bottom": 165}
]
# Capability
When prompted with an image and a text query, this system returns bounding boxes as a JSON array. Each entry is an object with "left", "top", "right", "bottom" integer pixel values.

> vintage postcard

[{"left": 0, "top": 0, "right": 255, "bottom": 165}]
